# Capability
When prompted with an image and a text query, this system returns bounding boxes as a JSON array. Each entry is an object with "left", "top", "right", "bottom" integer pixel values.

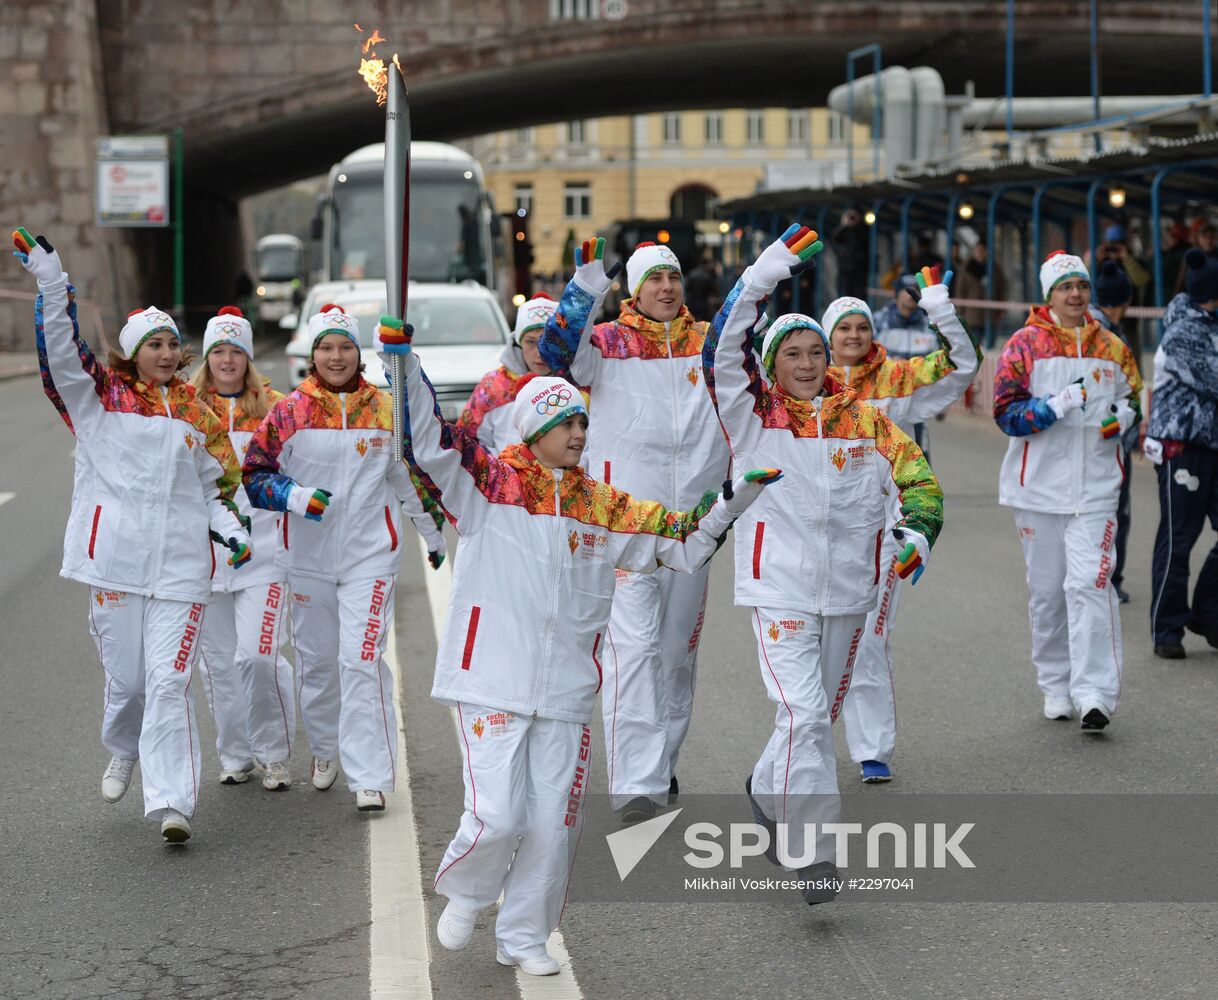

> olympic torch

[{"left": 384, "top": 56, "right": 410, "bottom": 462}]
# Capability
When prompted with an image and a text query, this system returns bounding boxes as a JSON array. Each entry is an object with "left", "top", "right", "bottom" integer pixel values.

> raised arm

[
  {"left": 889, "top": 268, "right": 982, "bottom": 424},
  {"left": 704, "top": 224, "right": 824, "bottom": 455},
  {"left": 611, "top": 469, "right": 783, "bottom": 574},
  {"left": 33, "top": 281, "right": 78, "bottom": 433},
  {"left": 537, "top": 238, "right": 618, "bottom": 385},
  {"left": 15, "top": 231, "right": 113, "bottom": 437},
  {"left": 194, "top": 401, "right": 251, "bottom": 563}
]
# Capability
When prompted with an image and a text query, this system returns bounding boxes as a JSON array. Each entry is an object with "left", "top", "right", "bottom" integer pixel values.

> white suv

[{"left": 285, "top": 279, "right": 511, "bottom": 420}]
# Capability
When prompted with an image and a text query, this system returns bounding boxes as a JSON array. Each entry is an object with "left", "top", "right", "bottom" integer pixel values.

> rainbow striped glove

[
  {"left": 1100, "top": 401, "right": 1136, "bottom": 441},
  {"left": 224, "top": 534, "right": 253, "bottom": 569},
  {"left": 573, "top": 236, "right": 623, "bottom": 296},
  {"left": 749, "top": 224, "right": 824, "bottom": 291},
  {"left": 12, "top": 227, "right": 65, "bottom": 286},
  {"left": 912, "top": 265, "right": 955, "bottom": 320},
  {"left": 722, "top": 468, "right": 784, "bottom": 517},
  {"left": 377, "top": 316, "right": 412, "bottom": 356},
  {"left": 892, "top": 527, "right": 930, "bottom": 585},
  {"left": 287, "top": 485, "right": 333, "bottom": 522}
]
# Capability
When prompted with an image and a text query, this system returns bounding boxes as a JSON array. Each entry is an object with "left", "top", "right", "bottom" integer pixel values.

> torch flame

[{"left": 354, "top": 25, "right": 402, "bottom": 107}]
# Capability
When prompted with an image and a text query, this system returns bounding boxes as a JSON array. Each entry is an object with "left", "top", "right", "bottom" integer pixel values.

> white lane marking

[
  {"left": 415, "top": 536, "right": 586, "bottom": 1000},
  {"left": 0, "top": 492, "right": 14, "bottom": 508},
  {"left": 369, "top": 600, "right": 434, "bottom": 998}
]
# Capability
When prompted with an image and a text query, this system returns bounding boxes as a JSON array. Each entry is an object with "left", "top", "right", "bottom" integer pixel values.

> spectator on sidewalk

[
  {"left": 832, "top": 208, "right": 870, "bottom": 299},
  {"left": 1147, "top": 249, "right": 1218, "bottom": 659},
  {"left": 954, "top": 241, "right": 1007, "bottom": 333}
]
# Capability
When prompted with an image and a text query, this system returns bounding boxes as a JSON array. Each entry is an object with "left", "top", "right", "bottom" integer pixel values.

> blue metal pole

[
  {"left": 1090, "top": 0, "right": 1102, "bottom": 153},
  {"left": 1151, "top": 168, "right": 1167, "bottom": 345},
  {"left": 946, "top": 193, "right": 963, "bottom": 267},
  {"left": 1086, "top": 175, "right": 1107, "bottom": 265},
  {"left": 984, "top": 187, "right": 1009, "bottom": 347},
  {"left": 1005, "top": 0, "right": 1015, "bottom": 140},
  {"left": 899, "top": 195, "right": 914, "bottom": 271},
  {"left": 868, "top": 200, "right": 883, "bottom": 303},
  {"left": 1206, "top": 0, "right": 1213, "bottom": 99}
]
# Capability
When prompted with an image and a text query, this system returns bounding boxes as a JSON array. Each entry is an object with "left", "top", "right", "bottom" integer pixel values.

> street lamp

[
  {"left": 1108, "top": 186, "right": 1127, "bottom": 208},
  {"left": 718, "top": 221, "right": 730, "bottom": 234},
  {"left": 958, "top": 201, "right": 976, "bottom": 221},
  {"left": 864, "top": 210, "right": 877, "bottom": 225}
]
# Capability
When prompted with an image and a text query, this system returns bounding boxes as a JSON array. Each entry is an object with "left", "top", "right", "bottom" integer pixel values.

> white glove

[
  {"left": 16, "top": 232, "right": 67, "bottom": 287},
  {"left": 892, "top": 527, "right": 931, "bottom": 584},
  {"left": 746, "top": 240, "right": 801, "bottom": 295},
  {"left": 573, "top": 236, "right": 620, "bottom": 297},
  {"left": 426, "top": 534, "right": 447, "bottom": 571},
  {"left": 1048, "top": 380, "right": 1088, "bottom": 419},
  {"left": 286, "top": 484, "right": 332, "bottom": 521},
  {"left": 222, "top": 527, "right": 253, "bottom": 569},
  {"left": 1143, "top": 437, "right": 1164, "bottom": 466},
  {"left": 917, "top": 282, "right": 955, "bottom": 325},
  {"left": 721, "top": 469, "right": 784, "bottom": 518},
  {"left": 1114, "top": 401, "right": 1137, "bottom": 434}
]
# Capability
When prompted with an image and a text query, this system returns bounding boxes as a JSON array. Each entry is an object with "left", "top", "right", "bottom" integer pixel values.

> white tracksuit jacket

[
  {"left": 205, "top": 389, "right": 286, "bottom": 591},
  {"left": 38, "top": 277, "right": 245, "bottom": 601},
  {"left": 402, "top": 352, "right": 744, "bottom": 725},
  {"left": 995, "top": 308, "right": 1143, "bottom": 515},
  {"left": 705, "top": 270, "right": 945, "bottom": 616},
  {"left": 242, "top": 374, "right": 443, "bottom": 579}
]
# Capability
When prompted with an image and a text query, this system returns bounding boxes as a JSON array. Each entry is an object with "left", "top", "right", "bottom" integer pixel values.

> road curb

[{"left": 0, "top": 365, "right": 37, "bottom": 382}]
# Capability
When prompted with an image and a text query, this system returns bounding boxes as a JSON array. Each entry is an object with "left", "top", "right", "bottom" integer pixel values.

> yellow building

[{"left": 467, "top": 109, "right": 870, "bottom": 272}]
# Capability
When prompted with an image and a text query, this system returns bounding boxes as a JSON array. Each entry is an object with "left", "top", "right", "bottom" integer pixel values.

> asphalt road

[{"left": 1, "top": 344, "right": 1216, "bottom": 999}]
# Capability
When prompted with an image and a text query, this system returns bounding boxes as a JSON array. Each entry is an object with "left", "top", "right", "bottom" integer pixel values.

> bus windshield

[
  {"left": 257, "top": 245, "right": 300, "bottom": 282},
  {"left": 331, "top": 173, "right": 486, "bottom": 285}
]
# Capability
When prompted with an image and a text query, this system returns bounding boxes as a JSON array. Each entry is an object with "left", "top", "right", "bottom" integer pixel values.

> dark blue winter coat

[{"left": 1148, "top": 293, "right": 1218, "bottom": 450}]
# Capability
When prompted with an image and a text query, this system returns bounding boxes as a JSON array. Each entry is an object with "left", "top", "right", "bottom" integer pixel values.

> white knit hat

[
  {"left": 513, "top": 293, "right": 559, "bottom": 344},
  {"left": 307, "top": 303, "right": 362, "bottom": 355},
  {"left": 1039, "top": 251, "right": 1090, "bottom": 301},
  {"left": 203, "top": 306, "right": 255, "bottom": 359},
  {"left": 760, "top": 313, "right": 831, "bottom": 376},
  {"left": 512, "top": 375, "right": 588, "bottom": 445},
  {"left": 118, "top": 307, "right": 179, "bottom": 360},
  {"left": 821, "top": 296, "right": 874, "bottom": 339},
  {"left": 626, "top": 242, "right": 682, "bottom": 297}
]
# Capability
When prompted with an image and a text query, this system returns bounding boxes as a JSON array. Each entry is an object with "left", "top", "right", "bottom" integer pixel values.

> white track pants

[
  {"left": 601, "top": 564, "right": 709, "bottom": 808},
  {"left": 434, "top": 702, "right": 588, "bottom": 962},
  {"left": 842, "top": 533, "right": 903, "bottom": 765},
  {"left": 749, "top": 608, "right": 866, "bottom": 867},
  {"left": 290, "top": 575, "right": 398, "bottom": 791},
  {"left": 199, "top": 583, "right": 295, "bottom": 769},
  {"left": 87, "top": 589, "right": 203, "bottom": 820},
  {"left": 1014, "top": 509, "right": 1123, "bottom": 715}
]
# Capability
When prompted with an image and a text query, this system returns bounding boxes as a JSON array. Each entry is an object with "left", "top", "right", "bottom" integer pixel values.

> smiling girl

[
  {"left": 190, "top": 307, "right": 294, "bottom": 791},
  {"left": 16, "top": 230, "right": 250, "bottom": 845}
]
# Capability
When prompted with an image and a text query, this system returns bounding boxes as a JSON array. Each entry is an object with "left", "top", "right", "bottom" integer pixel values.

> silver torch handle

[{"left": 385, "top": 59, "right": 411, "bottom": 463}]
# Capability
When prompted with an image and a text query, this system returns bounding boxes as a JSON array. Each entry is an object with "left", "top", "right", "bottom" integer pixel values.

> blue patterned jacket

[{"left": 1148, "top": 293, "right": 1218, "bottom": 450}]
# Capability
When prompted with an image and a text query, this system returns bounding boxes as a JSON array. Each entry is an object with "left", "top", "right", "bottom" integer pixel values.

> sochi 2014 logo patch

[
  {"left": 686, "top": 367, "right": 700, "bottom": 386},
  {"left": 184, "top": 433, "right": 196, "bottom": 450},
  {"left": 568, "top": 530, "right": 580, "bottom": 554},
  {"left": 534, "top": 386, "right": 573, "bottom": 416},
  {"left": 830, "top": 447, "right": 847, "bottom": 471},
  {"left": 355, "top": 437, "right": 368, "bottom": 457},
  {"left": 471, "top": 717, "right": 486, "bottom": 740}
]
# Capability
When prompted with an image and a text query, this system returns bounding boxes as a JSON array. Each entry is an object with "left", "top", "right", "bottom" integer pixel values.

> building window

[
  {"left": 549, "top": 0, "right": 599, "bottom": 19},
  {"left": 566, "top": 119, "right": 587, "bottom": 146},
  {"left": 827, "top": 112, "right": 846, "bottom": 144},
  {"left": 514, "top": 184, "right": 533, "bottom": 216},
  {"left": 513, "top": 126, "right": 535, "bottom": 145},
  {"left": 746, "top": 111, "right": 766, "bottom": 144},
  {"left": 564, "top": 182, "right": 592, "bottom": 219},
  {"left": 704, "top": 112, "right": 724, "bottom": 145},
  {"left": 662, "top": 113, "right": 682, "bottom": 146},
  {"left": 787, "top": 109, "right": 809, "bottom": 145}
]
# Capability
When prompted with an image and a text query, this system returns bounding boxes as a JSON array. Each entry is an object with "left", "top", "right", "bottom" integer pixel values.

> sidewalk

[{"left": 0, "top": 352, "right": 37, "bottom": 382}]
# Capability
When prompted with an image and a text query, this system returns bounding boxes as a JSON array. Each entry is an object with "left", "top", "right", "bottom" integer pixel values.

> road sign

[{"left": 96, "top": 136, "right": 169, "bottom": 228}]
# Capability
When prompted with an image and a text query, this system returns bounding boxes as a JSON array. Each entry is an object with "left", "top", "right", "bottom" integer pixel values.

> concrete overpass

[{"left": 1, "top": 0, "right": 1212, "bottom": 344}]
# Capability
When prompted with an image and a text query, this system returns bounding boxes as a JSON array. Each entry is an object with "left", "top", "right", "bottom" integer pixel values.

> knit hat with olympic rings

[
  {"left": 203, "top": 305, "right": 255, "bottom": 359},
  {"left": 512, "top": 374, "right": 588, "bottom": 445},
  {"left": 513, "top": 293, "right": 559, "bottom": 344},
  {"left": 760, "top": 313, "right": 831, "bottom": 377},
  {"left": 307, "top": 303, "right": 362, "bottom": 355},
  {"left": 119, "top": 306, "right": 180, "bottom": 360},
  {"left": 626, "top": 241, "right": 682, "bottom": 298}
]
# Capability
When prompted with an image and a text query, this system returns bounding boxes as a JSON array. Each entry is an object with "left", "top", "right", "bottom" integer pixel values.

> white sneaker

[
  {"left": 219, "top": 762, "right": 254, "bottom": 785},
  {"left": 101, "top": 757, "right": 136, "bottom": 803},
  {"left": 1043, "top": 696, "right": 1074, "bottom": 720},
  {"left": 356, "top": 789, "right": 386, "bottom": 811},
  {"left": 310, "top": 757, "right": 338, "bottom": 791},
  {"left": 160, "top": 809, "right": 191, "bottom": 843},
  {"left": 496, "top": 948, "right": 560, "bottom": 976},
  {"left": 261, "top": 761, "right": 291, "bottom": 791},
  {"left": 435, "top": 901, "right": 477, "bottom": 951}
]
